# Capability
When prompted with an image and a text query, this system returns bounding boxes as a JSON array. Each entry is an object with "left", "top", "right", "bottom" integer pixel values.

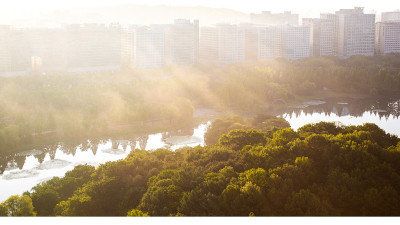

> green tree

[
  {"left": 218, "top": 129, "right": 267, "bottom": 151},
  {"left": 138, "top": 170, "right": 184, "bottom": 216},
  {"left": 284, "top": 189, "right": 334, "bottom": 216},
  {"left": 204, "top": 116, "right": 246, "bottom": 146},
  {"left": 0, "top": 195, "right": 36, "bottom": 216},
  {"left": 298, "top": 122, "right": 343, "bottom": 136},
  {"left": 0, "top": 204, "right": 7, "bottom": 216},
  {"left": 270, "top": 128, "right": 299, "bottom": 147},
  {"left": 31, "top": 188, "right": 60, "bottom": 216},
  {"left": 127, "top": 209, "right": 149, "bottom": 217}
]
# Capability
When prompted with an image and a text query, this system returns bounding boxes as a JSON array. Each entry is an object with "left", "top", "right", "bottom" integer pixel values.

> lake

[
  {"left": 0, "top": 96, "right": 400, "bottom": 202},
  {"left": 0, "top": 122, "right": 210, "bottom": 202},
  {"left": 278, "top": 96, "right": 400, "bottom": 136}
]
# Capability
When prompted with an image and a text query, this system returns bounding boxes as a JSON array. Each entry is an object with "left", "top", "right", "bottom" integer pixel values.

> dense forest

[
  {"left": 1, "top": 115, "right": 400, "bottom": 216},
  {"left": 1, "top": 54, "right": 400, "bottom": 154}
]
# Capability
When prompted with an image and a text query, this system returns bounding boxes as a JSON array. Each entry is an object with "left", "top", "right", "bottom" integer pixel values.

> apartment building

[
  {"left": 199, "top": 26, "right": 219, "bottom": 63},
  {"left": 27, "top": 28, "right": 68, "bottom": 72},
  {"left": 0, "top": 26, "right": 30, "bottom": 76},
  {"left": 200, "top": 24, "right": 245, "bottom": 64},
  {"left": 258, "top": 25, "right": 310, "bottom": 60},
  {"left": 135, "top": 25, "right": 166, "bottom": 69},
  {"left": 121, "top": 25, "right": 136, "bottom": 69},
  {"left": 241, "top": 23, "right": 259, "bottom": 61},
  {"left": 319, "top": 14, "right": 338, "bottom": 56},
  {"left": 376, "top": 11, "right": 400, "bottom": 55},
  {"left": 0, "top": 26, "right": 13, "bottom": 73},
  {"left": 303, "top": 14, "right": 337, "bottom": 57},
  {"left": 165, "top": 19, "right": 199, "bottom": 66},
  {"left": 65, "top": 23, "right": 121, "bottom": 72},
  {"left": 285, "top": 25, "right": 311, "bottom": 60},
  {"left": 122, "top": 20, "right": 199, "bottom": 69},
  {"left": 375, "top": 21, "right": 400, "bottom": 55},
  {"left": 302, "top": 18, "right": 320, "bottom": 57},
  {"left": 258, "top": 26, "right": 284, "bottom": 60},
  {"left": 336, "top": 7, "right": 375, "bottom": 57},
  {"left": 381, "top": 12, "right": 400, "bottom": 23},
  {"left": 122, "top": 25, "right": 166, "bottom": 69}
]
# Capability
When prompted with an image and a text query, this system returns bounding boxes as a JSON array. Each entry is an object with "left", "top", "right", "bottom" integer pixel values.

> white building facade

[
  {"left": 258, "top": 25, "right": 310, "bottom": 60},
  {"left": 122, "top": 25, "right": 166, "bottom": 69},
  {"left": 258, "top": 26, "right": 284, "bottom": 60},
  {"left": 285, "top": 25, "right": 311, "bottom": 60},
  {"left": 381, "top": 12, "right": 400, "bottom": 23},
  {"left": 0, "top": 26, "right": 30, "bottom": 76},
  {"left": 336, "top": 7, "right": 375, "bottom": 57},
  {"left": 165, "top": 19, "right": 199, "bottom": 66},
  {"left": 200, "top": 24, "right": 245, "bottom": 64},
  {"left": 375, "top": 22, "right": 400, "bottom": 55}
]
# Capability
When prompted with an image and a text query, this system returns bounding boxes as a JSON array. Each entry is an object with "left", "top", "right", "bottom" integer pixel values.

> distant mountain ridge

[{"left": 10, "top": 4, "right": 250, "bottom": 28}]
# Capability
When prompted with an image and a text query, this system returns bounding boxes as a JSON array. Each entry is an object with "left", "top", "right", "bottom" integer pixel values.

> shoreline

[
  {"left": 0, "top": 114, "right": 216, "bottom": 157},
  {"left": 2, "top": 91, "right": 400, "bottom": 157}
]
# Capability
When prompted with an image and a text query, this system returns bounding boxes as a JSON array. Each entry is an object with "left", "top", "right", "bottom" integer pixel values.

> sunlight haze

[
  {"left": 2, "top": 0, "right": 399, "bottom": 14},
  {"left": 1, "top": 0, "right": 400, "bottom": 219},
  {"left": 1, "top": 0, "right": 399, "bottom": 26}
]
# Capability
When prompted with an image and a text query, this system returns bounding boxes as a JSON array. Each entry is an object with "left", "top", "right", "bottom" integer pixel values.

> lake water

[
  {"left": 0, "top": 122, "right": 210, "bottom": 202},
  {"left": 1, "top": 96, "right": 400, "bottom": 202},
  {"left": 278, "top": 96, "right": 400, "bottom": 136}
]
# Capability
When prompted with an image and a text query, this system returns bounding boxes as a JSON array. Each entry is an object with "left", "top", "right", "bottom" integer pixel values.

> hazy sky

[
  {"left": 3, "top": 0, "right": 400, "bottom": 14},
  {"left": 1, "top": 0, "right": 399, "bottom": 25}
]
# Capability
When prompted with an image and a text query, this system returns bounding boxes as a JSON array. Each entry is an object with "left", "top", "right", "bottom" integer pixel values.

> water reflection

[
  {"left": 278, "top": 97, "right": 400, "bottom": 120},
  {"left": 277, "top": 96, "right": 400, "bottom": 136},
  {"left": 34, "top": 152, "right": 46, "bottom": 164},
  {"left": 138, "top": 135, "right": 149, "bottom": 150},
  {"left": 43, "top": 144, "right": 59, "bottom": 160},
  {"left": 0, "top": 122, "right": 210, "bottom": 201},
  {"left": 14, "top": 156, "right": 26, "bottom": 170}
]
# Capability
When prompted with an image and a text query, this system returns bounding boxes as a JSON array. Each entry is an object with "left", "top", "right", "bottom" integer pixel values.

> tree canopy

[
  {"left": 0, "top": 195, "right": 36, "bottom": 216},
  {"left": 3, "top": 115, "right": 397, "bottom": 216}
]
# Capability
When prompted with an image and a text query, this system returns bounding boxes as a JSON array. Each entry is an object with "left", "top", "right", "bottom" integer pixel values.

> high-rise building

[
  {"left": 27, "top": 28, "right": 68, "bottom": 72},
  {"left": 258, "top": 25, "right": 310, "bottom": 60},
  {"left": 122, "top": 20, "right": 199, "bottom": 69},
  {"left": 319, "top": 14, "right": 338, "bottom": 56},
  {"left": 381, "top": 12, "right": 400, "bottom": 23},
  {"left": 303, "top": 14, "right": 338, "bottom": 57},
  {"left": 336, "top": 7, "right": 375, "bottom": 57},
  {"left": 241, "top": 23, "right": 259, "bottom": 61},
  {"left": 285, "top": 25, "right": 311, "bottom": 60},
  {"left": 122, "top": 25, "right": 166, "bottom": 69},
  {"left": 377, "top": 12, "right": 400, "bottom": 55},
  {"left": 0, "top": 26, "right": 13, "bottom": 73},
  {"left": 200, "top": 24, "right": 245, "bottom": 64},
  {"left": 2, "top": 24, "right": 122, "bottom": 75},
  {"left": 199, "top": 26, "right": 219, "bottom": 64},
  {"left": 302, "top": 18, "right": 321, "bottom": 57},
  {"left": 375, "top": 21, "right": 400, "bottom": 55},
  {"left": 165, "top": 19, "right": 199, "bottom": 66},
  {"left": 217, "top": 24, "right": 245, "bottom": 64},
  {"left": 250, "top": 11, "right": 299, "bottom": 25},
  {"left": 258, "top": 26, "right": 284, "bottom": 60},
  {"left": 121, "top": 26, "right": 136, "bottom": 69},
  {"left": 65, "top": 23, "right": 121, "bottom": 72},
  {"left": 0, "top": 26, "right": 30, "bottom": 76},
  {"left": 135, "top": 25, "right": 166, "bottom": 69}
]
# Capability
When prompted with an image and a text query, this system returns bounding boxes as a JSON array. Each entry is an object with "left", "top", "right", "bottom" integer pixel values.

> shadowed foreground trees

[{"left": 2, "top": 116, "right": 400, "bottom": 216}]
